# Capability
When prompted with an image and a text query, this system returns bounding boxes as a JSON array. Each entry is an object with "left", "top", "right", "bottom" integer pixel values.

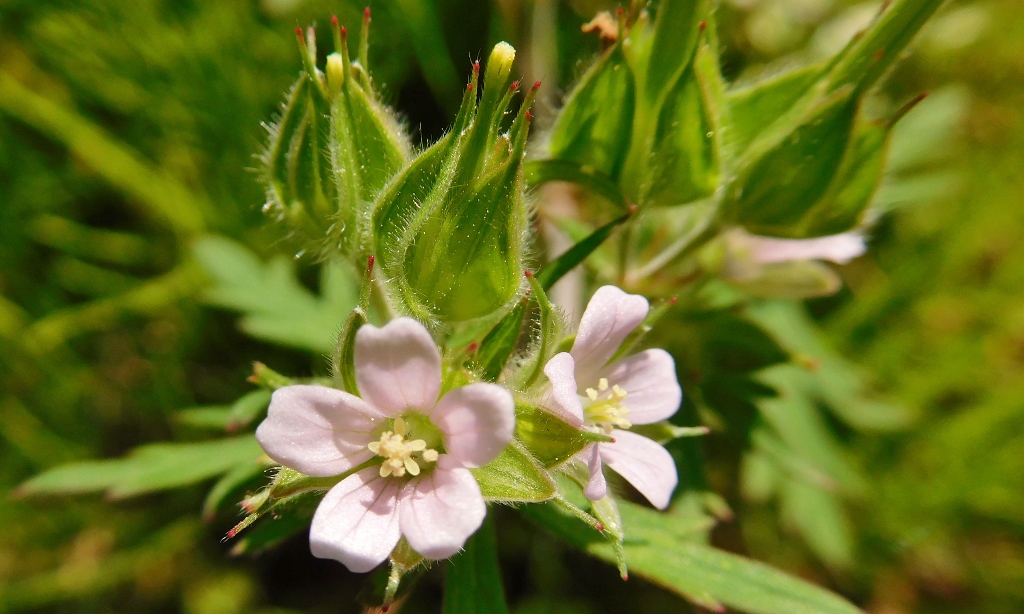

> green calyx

[
  {"left": 372, "top": 42, "right": 532, "bottom": 324},
  {"left": 262, "top": 17, "right": 410, "bottom": 258}
]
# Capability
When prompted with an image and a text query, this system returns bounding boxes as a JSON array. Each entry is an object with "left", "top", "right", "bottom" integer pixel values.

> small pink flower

[
  {"left": 542, "top": 286, "right": 682, "bottom": 509},
  {"left": 255, "top": 318, "right": 515, "bottom": 572}
]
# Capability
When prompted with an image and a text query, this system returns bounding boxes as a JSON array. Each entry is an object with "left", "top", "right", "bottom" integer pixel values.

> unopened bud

[{"left": 326, "top": 53, "right": 345, "bottom": 95}]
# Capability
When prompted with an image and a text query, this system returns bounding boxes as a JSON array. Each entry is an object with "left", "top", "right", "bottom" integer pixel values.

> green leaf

[
  {"left": 226, "top": 389, "right": 272, "bottom": 432},
  {"left": 194, "top": 236, "right": 357, "bottom": 353},
  {"left": 514, "top": 402, "right": 606, "bottom": 468},
  {"left": 523, "top": 498, "right": 862, "bottom": 614},
  {"left": 534, "top": 210, "right": 632, "bottom": 291},
  {"left": 174, "top": 406, "right": 232, "bottom": 430},
  {"left": 18, "top": 436, "right": 264, "bottom": 499},
  {"left": 442, "top": 515, "right": 509, "bottom": 614},
  {"left": 471, "top": 440, "right": 557, "bottom": 503},
  {"left": 202, "top": 460, "right": 271, "bottom": 521},
  {"left": 546, "top": 43, "right": 635, "bottom": 180},
  {"left": 780, "top": 479, "right": 855, "bottom": 570}
]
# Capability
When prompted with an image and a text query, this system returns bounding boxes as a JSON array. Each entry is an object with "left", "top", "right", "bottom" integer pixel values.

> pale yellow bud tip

[{"left": 326, "top": 53, "right": 345, "bottom": 95}]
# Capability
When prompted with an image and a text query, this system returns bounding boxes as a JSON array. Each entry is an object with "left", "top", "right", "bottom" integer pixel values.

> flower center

[
  {"left": 367, "top": 415, "right": 441, "bottom": 478},
  {"left": 582, "top": 377, "right": 631, "bottom": 435}
]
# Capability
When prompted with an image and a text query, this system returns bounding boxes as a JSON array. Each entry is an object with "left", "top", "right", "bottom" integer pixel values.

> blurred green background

[{"left": 1, "top": 0, "right": 1022, "bottom": 612}]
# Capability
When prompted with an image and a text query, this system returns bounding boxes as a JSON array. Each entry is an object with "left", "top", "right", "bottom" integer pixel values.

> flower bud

[
  {"left": 262, "top": 18, "right": 410, "bottom": 257},
  {"left": 372, "top": 43, "right": 533, "bottom": 323}
]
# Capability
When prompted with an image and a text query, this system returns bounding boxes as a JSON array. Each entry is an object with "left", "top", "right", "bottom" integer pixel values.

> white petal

[
  {"left": 309, "top": 468, "right": 402, "bottom": 573},
  {"left": 255, "top": 385, "right": 384, "bottom": 477},
  {"left": 541, "top": 352, "right": 584, "bottom": 426},
  {"left": 570, "top": 286, "right": 649, "bottom": 380},
  {"left": 600, "top": 430, "right": 677, "bottom": 510},
  {"left": 431, "top": 383, "right": 515, "bottom": 468},
  {"left": 355, "top": 317, "right": 442, "bottom": 415},
  {"left": 746, "top": 231, "right": 866, "bottom": 265},
  {"left": 398, "top": 456, "right": 485, "bottom": 560},
  {"left": 582, "top": 444, "right": 607, "bottom": 501},
  {"left": 602, "top": 349, "right": 682, "bottom": 425}
]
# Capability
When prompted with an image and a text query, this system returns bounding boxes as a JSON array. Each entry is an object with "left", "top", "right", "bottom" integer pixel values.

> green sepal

[
  {"left": 507, "top": 273, "right": 562, "bottom": 390},
  {"left": 472, "top": 297, "right": 528, "bottom": 382},
  {"left": 630, "top": 422, "right": 710, "bottom": 445},
  {"left": 248, "top": 361, "right": 293, "bottom": 390},
  {"left": 263, "top": 20, "right": 410, "bottom": 257},
  {"left": 227, "top": 490, "right": 321, "bottom": 555},
  {"left": 327, "top": 55, "right": 410, "bottom": 254},
  {"left": 514, "top": 402, "right": 610, "bottom": 468},
  {"left": 797, "top": 120, "right": 891, "bottom": 236},
  {"left": 725, "top": 61, "right": 827, "bottom": 157},
  {"left": 591, "top": 495, "right": 628, "bottom": 580},
  {"left": 545, "top": 42, "right": 635, "bottom": 180},
  {"left": 722, "top": 85, "right": 859, "bottom": 236},
  {"left": 385, "top": 538, "right": 427, "bottom": 608},
  {"left": 471, "top": 439, "right": 557, "bottom": 503},
  {"left": 824, "top": 0, "right": 946, "bottom": 96},
  {"left": 619, "top": 2, "right": 716, "bottom": 207},
  {"left": 372, "top": 43, "right": 529, "bottom": 323},
  {"left": 268, "top": 466, "right": 348, "bottom": 500},
  {"left": 332, "top": 256, "right": 376, "bottom": 391},
  {"left": 263, "top": 73, "right": 332, "bottom": 242}
]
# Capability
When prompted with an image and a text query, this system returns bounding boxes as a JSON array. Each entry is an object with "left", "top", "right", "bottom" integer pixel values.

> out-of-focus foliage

[{"left": 1, "top": 0, "right": 1022, "bottom": 613}]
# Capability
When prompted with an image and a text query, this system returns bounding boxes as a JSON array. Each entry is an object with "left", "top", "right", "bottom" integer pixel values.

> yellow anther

[
  {"left": 582, "top": 379, "right": 632, "bottom": 434},
  {"left": 368, "top": 418, "right": 440, "bottom": 479}
]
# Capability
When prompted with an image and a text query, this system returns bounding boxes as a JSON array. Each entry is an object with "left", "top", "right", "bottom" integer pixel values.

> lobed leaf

[{"left": 18, "top": 436, "right": 264, "bottom": 499}]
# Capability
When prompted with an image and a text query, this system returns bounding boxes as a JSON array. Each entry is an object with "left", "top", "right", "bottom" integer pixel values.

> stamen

[
  {"left": 582, "top": 379, "right": 632, "bottom": 434},
  {"left": 368, "top": 418, "right": 440, "bottom": 478}
]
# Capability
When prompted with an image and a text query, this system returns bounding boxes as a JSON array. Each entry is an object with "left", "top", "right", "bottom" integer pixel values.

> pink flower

[
  {"left": 255, "top": 318, "right": 515, "bottom": 572},
  {"left": 542, "top": 286, "right": 682, "bottom": 509}
]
